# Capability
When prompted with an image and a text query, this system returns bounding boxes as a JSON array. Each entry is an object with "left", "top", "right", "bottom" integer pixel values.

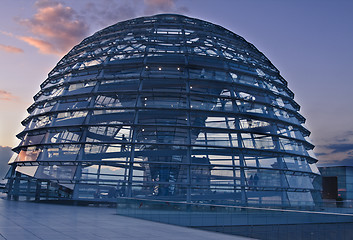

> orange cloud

[
  {"left": 18, "top": 36, "right": 59, "bottom": 55},
  {"left": 0, "top": 44, "right": 24, "bottom": 53},
  {"left": 19, "top": 0, "right": 89, "bottom": 55},
  {"left": 17, "top": 0, "right": 188, "bottom": 55},
  {"left": 0, "top": 90, "right": 17, "bottom": 101}
]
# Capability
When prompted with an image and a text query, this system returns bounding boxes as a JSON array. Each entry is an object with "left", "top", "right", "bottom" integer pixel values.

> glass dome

[{"left": 7, "top": 14, "right": 320, "bottom": 206}]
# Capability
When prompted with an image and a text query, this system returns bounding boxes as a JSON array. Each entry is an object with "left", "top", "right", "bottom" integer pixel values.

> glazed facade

[{"left": 6, "top": 14, "right": 320, "bottom": 206}]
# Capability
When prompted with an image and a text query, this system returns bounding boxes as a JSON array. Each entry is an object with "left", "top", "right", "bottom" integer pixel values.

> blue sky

[{"left": 0, "top": 0, "right": 352, "bottom": 166}]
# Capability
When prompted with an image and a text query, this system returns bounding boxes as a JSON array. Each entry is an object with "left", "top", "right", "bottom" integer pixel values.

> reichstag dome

[{"left": 6, "top": 14, "right": 320, "bottom": 206}]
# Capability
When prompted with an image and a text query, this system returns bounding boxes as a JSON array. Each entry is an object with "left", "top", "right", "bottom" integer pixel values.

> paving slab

[{"left": 0, "top": 199, "right": 253, "bottom": 240}]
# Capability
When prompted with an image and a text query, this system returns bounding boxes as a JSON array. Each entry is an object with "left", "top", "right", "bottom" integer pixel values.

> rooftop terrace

[{"left": 0, "top": 198, "right": 251, "bottom": 240}]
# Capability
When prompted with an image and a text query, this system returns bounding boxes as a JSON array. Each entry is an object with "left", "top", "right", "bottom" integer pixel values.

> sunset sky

[{"left": 0, "top": 0, "right": 352, "bottom": 167}]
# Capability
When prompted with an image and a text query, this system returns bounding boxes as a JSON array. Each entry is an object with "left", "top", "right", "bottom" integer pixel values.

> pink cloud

[
  {"left": 0, "top": 90, "right": 17, "bottom": 101},
  {"left": 0, "top": 44, "right": 24, "bottom": 53},
  {"left": 0, "top": 31, "right": 15, "bottom": 37},
  {"left": 18, "top": 36, "right": 59, "bottom": 55},
  {"left": 17, "top": 0, "right": 188, "bottom": 55},
  {"left": 144, "top": 0, "right": 188, "bottom": 15},
  {"left": 144, "top": 0, "right": 176, "bottom": 14},
  {"left": 145, "top": 0, "right": 175, "bottom": 8},
  {"left": 19, "top": 0, "right": 89, "bottom": 55}
]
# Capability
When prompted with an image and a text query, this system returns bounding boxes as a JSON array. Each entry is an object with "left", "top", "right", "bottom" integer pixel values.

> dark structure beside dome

[{"left": 6, "top": 14, "right": 320, "bottom": 206}]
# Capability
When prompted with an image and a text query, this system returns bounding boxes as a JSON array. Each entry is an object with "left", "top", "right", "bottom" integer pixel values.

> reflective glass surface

[{"left": 8, "top": 14, "right": 320, "bottom": 207}]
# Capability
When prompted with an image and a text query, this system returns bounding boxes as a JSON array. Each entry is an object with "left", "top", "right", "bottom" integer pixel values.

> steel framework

[{"left": 6, "top": 14, "right": 320, "bottom": 206}]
